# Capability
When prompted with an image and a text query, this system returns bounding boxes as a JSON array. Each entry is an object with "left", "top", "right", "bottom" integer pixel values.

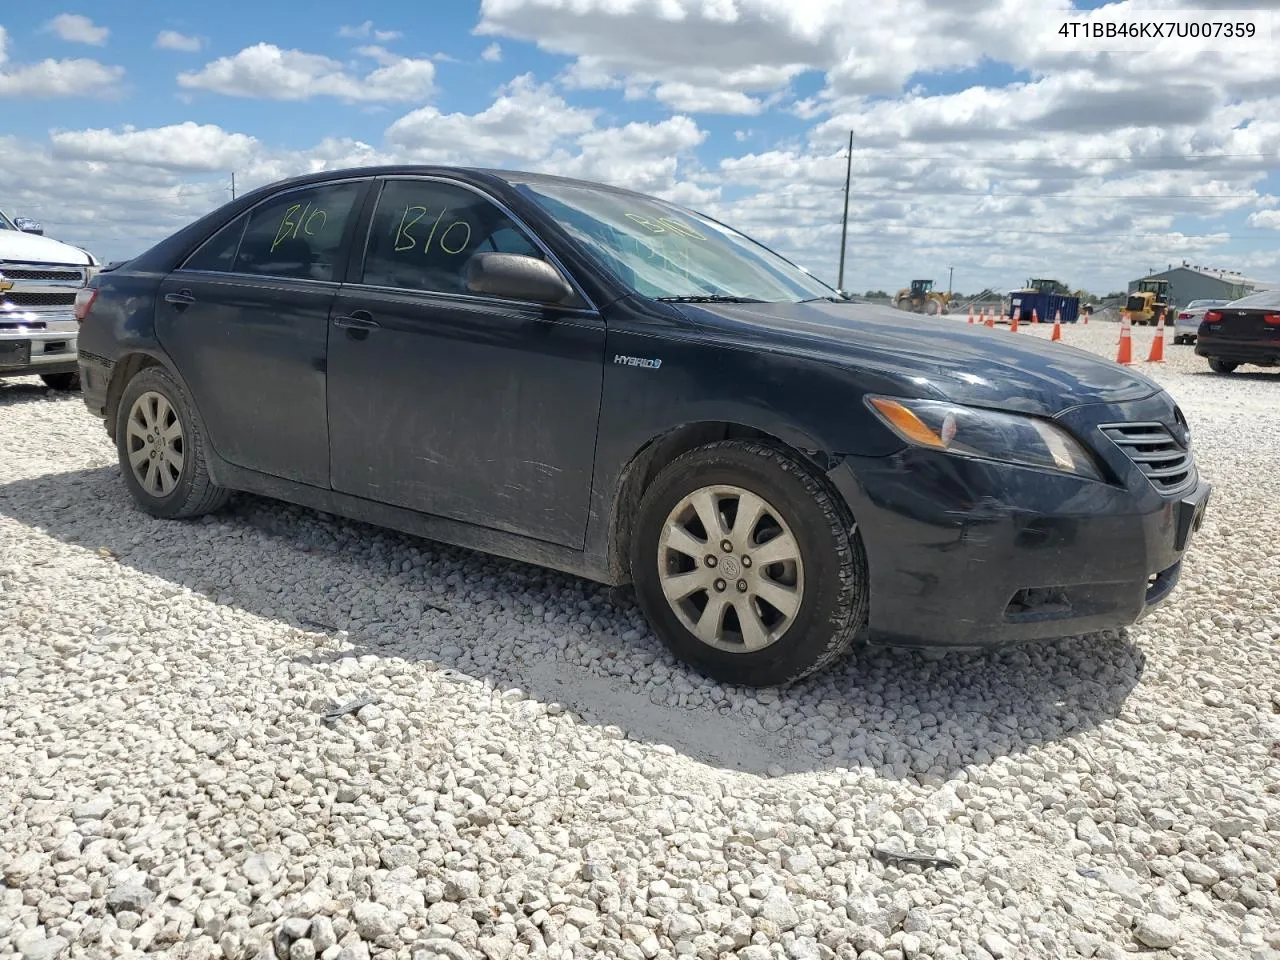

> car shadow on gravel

[
  {"left": 0, "top": 465, "right": 1146, "bottom": 782},
  {"left": 0, "top": 380, "right": 75, "bottom": 406},
  {"left": 1188, "top": 369, "right": 1280, "bottom": 381}
]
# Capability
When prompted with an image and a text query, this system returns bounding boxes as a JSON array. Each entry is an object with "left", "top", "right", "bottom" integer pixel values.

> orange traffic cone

[
  {"left": 1032, "top": 308, "right": 1040, "bottom": 324},
  {"left": 1011, "top": 306, "right": 1020, "bottom": 333},
  {"left": 1116, "top": 313, "right": 1133, "bottom": 365},
  {"left": 1051, "top": 309, "right": 1062, "bottom": 341},
  {"left": 967, "top": 305, "right": 975, "bottom": 324},
  {"left": 1147, "top": 314, "right": 1166, "bottom": 363},
  {"left": 985, "top": 307, "right": 995, "bottom": 328},
  {"left": 1082, "top": 308, "right": 1089, "bottom": 325}
]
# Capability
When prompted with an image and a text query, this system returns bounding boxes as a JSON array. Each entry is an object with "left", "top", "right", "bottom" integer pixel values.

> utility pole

[
  {"left": 837, "top": 130, "right": 852, "bottom": 293},
  {"left": 948, "top": 266, "right": 954, "bottom": 295},
  {"left": 231, "top": 172, "right": 236, "bottom": 200}
]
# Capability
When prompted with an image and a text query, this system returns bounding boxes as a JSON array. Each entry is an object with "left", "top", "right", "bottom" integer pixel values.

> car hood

[
  {"left": 675, "top": 299, "right": 1162, "bottom": 416},
  {"left": 0, "top": 230, "right": 93, "bottom": 266}
]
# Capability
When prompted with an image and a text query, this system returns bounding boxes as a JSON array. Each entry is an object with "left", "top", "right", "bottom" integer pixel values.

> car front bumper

[
  {"left": 828, "top": 395, "right": 1209, "bottom": 649},
  {"left": 0, "top": 315, "right": 79, "bottom": 377}
]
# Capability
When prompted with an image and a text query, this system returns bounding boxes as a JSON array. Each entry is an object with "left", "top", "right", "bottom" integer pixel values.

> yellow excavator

[
  {"left": 1125, "top": 278, "right": 1175, "bottom": 326},
  {"left": 893, "top": 279, "right": 953, "bottom": 315}
]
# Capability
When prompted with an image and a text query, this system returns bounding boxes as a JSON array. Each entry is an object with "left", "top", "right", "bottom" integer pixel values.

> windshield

[
  {"left": 1188, "top": 299, "right": 1225, "bottom": 308},
  {"left": 1227, "top": 289, "right": 1280, "bottom": 309},
  {"left": 513, "top": 181, "right": 838, "bottom": 302}
]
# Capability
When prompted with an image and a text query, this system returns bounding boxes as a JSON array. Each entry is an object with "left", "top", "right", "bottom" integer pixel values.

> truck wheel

[
  {"left": 630, "top": 440, "right": 869, "bottom": 687},
  {"left": 1208, "top": 359, "right": 1237, "bottom": 374},
  {"left": 40, "top": 372, "right": 80, "bottom": 391},
  {"left": 115, "top": 366, "right": 231, "bottom": 519},
  {"left": 924, "top": 299, "right": 940, "bottom": 316}
]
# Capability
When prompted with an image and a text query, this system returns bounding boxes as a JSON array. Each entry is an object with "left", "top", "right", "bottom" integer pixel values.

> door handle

[
  {"left": 333, "top": 310, "right": 380, "bottom": 330},
  {"left": 164, "top": 290, "right": 196, "bottom": 307}
]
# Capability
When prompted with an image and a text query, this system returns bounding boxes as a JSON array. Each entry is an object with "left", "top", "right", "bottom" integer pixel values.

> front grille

[
  {"left": 0, "top": 267, "right": 84, "bottom": 282},
  {"left": 1126, "top": 296, "right": 1145, "bottom": 312},
  {"left": 1, "top": 292, "right": 77, "bottom": 307},
  {"left": 1100, "top": 422, "right": 1194, "bottom": 492}
]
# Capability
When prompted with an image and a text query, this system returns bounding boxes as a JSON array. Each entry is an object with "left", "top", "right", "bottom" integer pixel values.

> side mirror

[
  {"left": 464, "top": 252, "right": 574, "bottom": 304},
  {"left": 14, "top": 217, "right": 44, "bottom": 236}
]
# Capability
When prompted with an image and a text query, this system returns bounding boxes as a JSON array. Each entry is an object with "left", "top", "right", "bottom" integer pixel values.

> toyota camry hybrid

[{"left": 74, "top": 166, "right": 1210, "bottom": 686}]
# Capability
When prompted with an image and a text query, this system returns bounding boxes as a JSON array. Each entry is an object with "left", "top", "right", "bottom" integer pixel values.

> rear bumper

[
  {"left": 1195, "top": 334, "right": 1280, "bottom": 366},
  {"left": 77, "top": 350, "right": 113, "bottom": 419},
  {"left": 829, "top": 394, "right": 1209, "bottom": 649}
]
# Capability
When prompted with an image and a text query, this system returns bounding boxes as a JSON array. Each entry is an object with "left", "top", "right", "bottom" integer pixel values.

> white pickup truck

[{"left": 0, "top": 208, "right": 99, "bottom": 391}]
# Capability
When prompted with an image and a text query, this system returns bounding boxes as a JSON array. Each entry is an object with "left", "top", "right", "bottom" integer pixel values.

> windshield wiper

[
  {"left": 797, "top": 295, "right": 852, "bottom": 303},
  {"left": 654, "top": 295, "right": 764, "bottom": 303}
]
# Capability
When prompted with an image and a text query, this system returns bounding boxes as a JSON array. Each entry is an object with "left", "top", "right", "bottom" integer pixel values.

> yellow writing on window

[
  {"left": 392, "top": 205, "right": 474, "bottom": 256},
  {"left": 624, "top": 213, "right": 704, "bottom": 240},
  {"left": 272, "top": 201, "right": 329, "bottom": 252}
]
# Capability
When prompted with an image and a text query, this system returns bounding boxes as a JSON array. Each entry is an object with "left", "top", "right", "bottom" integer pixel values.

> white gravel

[{"left": 1, "top": 321, "right": 1278, "bottom": 960}]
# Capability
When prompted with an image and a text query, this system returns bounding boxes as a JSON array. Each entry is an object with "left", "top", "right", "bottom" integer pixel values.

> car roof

[{"left": 248, "top": 164, "right": 669, "bottom": 205}]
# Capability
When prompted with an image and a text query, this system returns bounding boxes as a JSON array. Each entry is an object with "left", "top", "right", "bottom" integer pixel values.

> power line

[{"left": 717, "top": 150, "right": 1280, "bottom": 172}]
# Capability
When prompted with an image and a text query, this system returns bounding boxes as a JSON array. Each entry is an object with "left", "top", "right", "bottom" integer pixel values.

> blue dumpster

[{"left": 1007, "top": 282, "right": 1080, "bottom": 323}]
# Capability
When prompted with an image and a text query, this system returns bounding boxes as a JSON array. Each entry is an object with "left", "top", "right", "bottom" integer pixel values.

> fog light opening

[{"left": 1005, "top": 586, "right": 1073, "bottom": 620}]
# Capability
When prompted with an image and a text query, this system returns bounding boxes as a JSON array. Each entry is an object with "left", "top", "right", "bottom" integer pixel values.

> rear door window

[{"left": 232, "top": 182, "right": 364, "bottom": 282}]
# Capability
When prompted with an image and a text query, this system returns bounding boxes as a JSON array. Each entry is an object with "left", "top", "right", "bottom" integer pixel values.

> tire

[
  {"left": 1208, "top": 359, "right": 1238, "bottom": 374},
  {"left": 115, "top": 365, "right": 231, "bottom": 519},
  {"left": 630, "top": 440, "right": 869, "bottom": 687},
  {"left": 924, "top": 299, "right": 940, "bottom": 316},
  {"left": 40, "top": 372, "right": 80, "bottom": 391}
]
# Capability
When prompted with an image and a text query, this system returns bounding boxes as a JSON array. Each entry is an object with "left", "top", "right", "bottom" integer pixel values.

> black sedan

[
  {"left": 74, "top": 166, "right": 1210, "bottom": 686},
  {"left": 1195, "top": 289, "right": 1280, "bottom": 373}
]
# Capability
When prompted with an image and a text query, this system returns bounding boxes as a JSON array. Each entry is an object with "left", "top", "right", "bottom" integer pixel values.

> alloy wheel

[
  {"left": 656, "top": 484, "right": 804, "bottom": 653},
  {"left": 125, "top": 391, "right": 185, "bottom": 497}
]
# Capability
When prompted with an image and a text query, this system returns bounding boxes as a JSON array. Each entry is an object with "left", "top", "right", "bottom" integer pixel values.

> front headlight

[{"left": 865, "top": 395, "right": 1103, "bottom": 481}]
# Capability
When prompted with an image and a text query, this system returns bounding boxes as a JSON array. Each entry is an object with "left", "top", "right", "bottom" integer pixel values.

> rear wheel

[
  {"left": 630, "top": 440, "right": 868, "bottom": 687},
  {"left": 1208, "top": 359, "right": 1238, "bottom": 374},
  {"left": 115, "top": 366, "right": 231, "bottom": 519},
  {"left": 41, "top": 372, "right": 80, "bottom": 391}
]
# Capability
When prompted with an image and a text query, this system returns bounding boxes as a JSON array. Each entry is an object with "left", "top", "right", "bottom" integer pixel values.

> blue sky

[{"left": 1, "top": 1, "right": 1277, "bottom": 293}]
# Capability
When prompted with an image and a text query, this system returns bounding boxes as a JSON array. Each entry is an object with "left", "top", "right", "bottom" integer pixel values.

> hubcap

[
  {"left": 125, "top": 391, "right": 185, "bottom": 497},
  {"left": 657, "top": 484, "right": 804, "bottom": 653}
]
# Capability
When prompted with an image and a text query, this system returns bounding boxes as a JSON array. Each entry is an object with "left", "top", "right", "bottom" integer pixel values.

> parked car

[
  {"left": 1173, "top": 299, "right": 1228, "bottom": 345},
  {"left": 1195, "top": 289, "right": 1280, "bottom": 373},
  {"left": 0, "top": 207, "right": 98, "bottom": 391},
  {"left": 75, "top": 166, "right": 1211, "bottom": 686}
]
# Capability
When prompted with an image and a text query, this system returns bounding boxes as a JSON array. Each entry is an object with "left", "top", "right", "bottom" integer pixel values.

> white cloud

[
  {"left": 49, "top": 122, "right": 258, "bottom": 172},
  {"left": 44, "top": 13, "right": 109, "bottom": 46},
  {"left": 1249, "top": 210, "right": 1280, "bottom": 230},
  {"left": 0, "top": 26, "right": 124, "bottom": 98},
  {"left": 155, "top": 30, "right": 202, "bottom": 52},
  {"left": 177, "top": 43, "right": 435, "bottom": 102},
  {"left": 338, "top": 21, "right": 401, "bottom": 42},
  {"left": 386, "top": 73, "right": 596, "bottom": 164},
  {"left": 653, "top": 82, "right": 764, "bottom": 115},
  {"left": 481, "top": 43, "right": 502, "bottom": 62}
]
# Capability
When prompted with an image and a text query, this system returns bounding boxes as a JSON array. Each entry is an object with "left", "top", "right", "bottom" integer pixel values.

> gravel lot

[{"left": 2, "top": 320, "right": 1278, "bottom": 960}]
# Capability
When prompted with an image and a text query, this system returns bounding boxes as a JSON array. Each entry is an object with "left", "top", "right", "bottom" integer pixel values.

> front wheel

[
  {"left": 1208, "top": 359, "right": 1238, "bottom": 374},
  {"left": 115, "top": 366, "right": 231, "bottom": 519},
  {"left": 630, "top": 441, "right": 869, "bottom": 687}
]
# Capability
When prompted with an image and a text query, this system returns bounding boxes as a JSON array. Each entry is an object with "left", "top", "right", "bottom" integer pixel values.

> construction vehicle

[
  {"left": 893, "top": 279, "right": 953, "bottom": 315},
  {"left": 1125, "top": 278, "right": 1175, "bottom": 326},
  {"left": 1008, "top": 278, "right": 1080, "bottom": 324}
]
